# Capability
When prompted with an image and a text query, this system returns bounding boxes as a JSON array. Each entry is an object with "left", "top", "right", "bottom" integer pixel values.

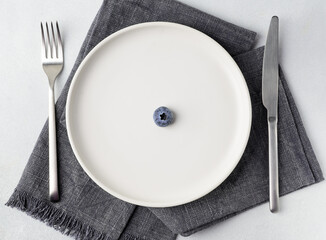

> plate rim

[{"left": 66, "top": 21, "right": 252, "bottom": 207}]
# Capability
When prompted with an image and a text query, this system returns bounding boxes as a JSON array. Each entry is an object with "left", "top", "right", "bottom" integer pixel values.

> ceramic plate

[{"left": 66, "top": 22, "right": 251, "bottom": 207}]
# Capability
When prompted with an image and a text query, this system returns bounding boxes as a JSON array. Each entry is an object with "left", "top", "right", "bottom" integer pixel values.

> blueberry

[{"left": 153, "top": 106, "right": 174, "bottom": 127}]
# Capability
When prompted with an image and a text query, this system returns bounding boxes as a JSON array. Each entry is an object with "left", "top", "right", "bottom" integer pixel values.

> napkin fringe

[{"left": 5, "top": 189, "right": 123, "bottom": 240}]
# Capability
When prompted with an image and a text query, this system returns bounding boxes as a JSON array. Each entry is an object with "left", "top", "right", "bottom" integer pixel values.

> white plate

[{"left": 66, "top": 22, "right": 251, "bottom": 207}]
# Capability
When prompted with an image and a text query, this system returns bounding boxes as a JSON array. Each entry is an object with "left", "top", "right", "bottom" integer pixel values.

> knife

[{"left": 262, "top": 16, "right": 279, "bottom": 213}]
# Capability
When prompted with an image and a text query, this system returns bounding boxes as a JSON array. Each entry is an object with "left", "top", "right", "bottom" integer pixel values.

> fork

[{"left": 41, "top": 21, "right": 63, "bottom": 202}]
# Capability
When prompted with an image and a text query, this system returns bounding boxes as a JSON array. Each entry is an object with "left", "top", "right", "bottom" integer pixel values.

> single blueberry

[{"left": 153, "top": 106, "right": 174, "bottom": 127}]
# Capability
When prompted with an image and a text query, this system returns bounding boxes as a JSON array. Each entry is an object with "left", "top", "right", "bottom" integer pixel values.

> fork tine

[
  {"left": 51, "top": 22, "right": 58, "bottom": 58},
  {"left": 41, "top": 22, "right": 47, "bottom": 58},
  {"left": 45, "top": 22, "right": 52, "bottom": 58},
  {"left": 56, "top": 21, "right": 63, "bottom": 60}
]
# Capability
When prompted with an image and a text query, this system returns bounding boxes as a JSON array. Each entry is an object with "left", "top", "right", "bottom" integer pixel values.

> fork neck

[{"left": 48, "top": 77, "right": 56, "bottom": 90}]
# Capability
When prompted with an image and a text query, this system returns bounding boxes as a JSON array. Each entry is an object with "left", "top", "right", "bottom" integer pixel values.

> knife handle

[{"left": 268, "top": 117, "right": 279, "bottom": 212}]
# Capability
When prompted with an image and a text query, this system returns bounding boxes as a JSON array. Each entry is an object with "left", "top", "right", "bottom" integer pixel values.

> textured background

[{"left": 1, "top": 0, "right": 325, "bottom": 239}]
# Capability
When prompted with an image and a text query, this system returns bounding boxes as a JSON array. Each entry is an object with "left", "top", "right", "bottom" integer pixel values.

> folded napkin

[{"left": 6, "top": 0, "right": 323, "bottom": 240}]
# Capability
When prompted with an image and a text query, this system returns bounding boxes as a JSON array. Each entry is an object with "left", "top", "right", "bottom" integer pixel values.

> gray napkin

[{"left": 6, "top": 0, "right": 323, "bottom": 240}]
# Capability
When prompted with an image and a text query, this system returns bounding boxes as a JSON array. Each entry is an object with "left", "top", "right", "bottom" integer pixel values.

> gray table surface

[{"left": 1, "top": 0, "right": 325, "bottom": 239}]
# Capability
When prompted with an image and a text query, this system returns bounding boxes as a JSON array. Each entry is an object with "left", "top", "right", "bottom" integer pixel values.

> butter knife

[{"left": 262, "top": 16, "right": 279, "bottom": 213}]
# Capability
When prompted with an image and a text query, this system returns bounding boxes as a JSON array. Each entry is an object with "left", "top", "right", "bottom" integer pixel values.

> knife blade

[{"left": 262, "top": 16, "right": 279, "bottom": 213}]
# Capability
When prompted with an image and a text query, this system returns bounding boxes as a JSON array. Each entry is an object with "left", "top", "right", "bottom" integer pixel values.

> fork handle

[{"left": 49, "top": 87, "right": 59, "bottom": 202}]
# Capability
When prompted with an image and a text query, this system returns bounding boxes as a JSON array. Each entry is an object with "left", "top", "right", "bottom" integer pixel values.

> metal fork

[{"left": 41, "top": 21, "right": 63, "bottom": 202}]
